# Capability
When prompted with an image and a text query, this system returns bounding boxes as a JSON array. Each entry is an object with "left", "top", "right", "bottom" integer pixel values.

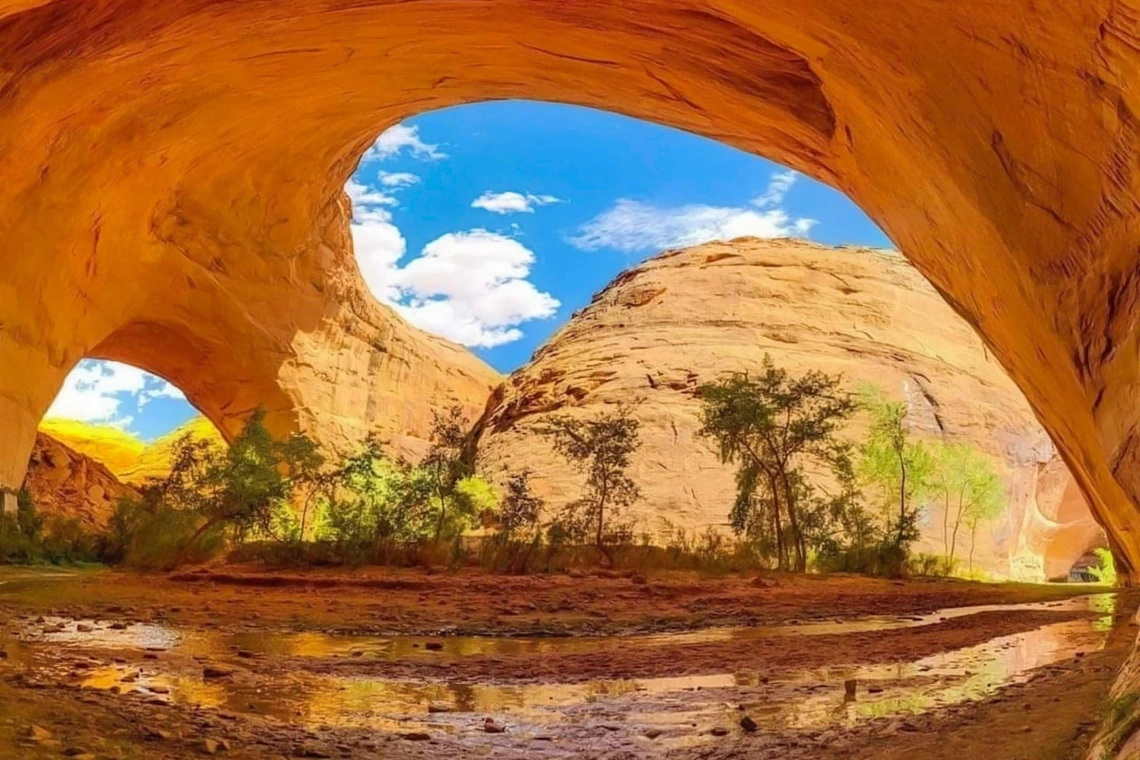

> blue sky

[{"left": 47, "top": 100, "right": 890, "bottom": 441}]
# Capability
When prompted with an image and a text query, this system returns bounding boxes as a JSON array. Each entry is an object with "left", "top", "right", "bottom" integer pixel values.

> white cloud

[
  {"left": 752, "top": 169, "right": 797, "bottom": 208},
  {"left": 45, "top": 360, "right": 184, "bottom": 429},
  {"left": 345, "top": 178, "right": 396, "bottom": 207},
  {"left": 388, "top": 230, "right": 560, "bottom": 347},
  {"left": 471, "top": 191, "right": 562, "bottom": 215},
  {"left": 363, "top": 124, "right": 445, "bottom": 162},
  {"left": 351, "top": 205, "right": 407, "bottom": 304},
  {"left": 378, "top": 171, "right": 420, "bottom": 188},
  {"left": 350, "top": 174, "right": 558, "bottom": 347},
  {"left": 569, "top": 171, "right": 816, "bottom": 253}
]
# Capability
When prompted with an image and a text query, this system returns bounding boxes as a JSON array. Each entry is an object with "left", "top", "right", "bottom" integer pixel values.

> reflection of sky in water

[
  {"left": 3, "top": 590, "right": 1115, "bottom": 743},
  {"left": 60, "top": 603, "right": 1113, "bottom": 738},
  {"left": 27, "top": 592, "right": 1113, "bottom": 660}
]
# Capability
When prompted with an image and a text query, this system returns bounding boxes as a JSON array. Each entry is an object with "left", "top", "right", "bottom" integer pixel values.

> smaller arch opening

[{"left": 27, "top": 359, "right": 222, "bottom": 535}]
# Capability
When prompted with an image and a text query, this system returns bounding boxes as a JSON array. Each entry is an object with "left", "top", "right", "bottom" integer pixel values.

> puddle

[
  {"left": 12, "top": 593, "right": 1114, "bottom": 661},
  {"left": 0, "top": 593, "right": 1114, "bottom": 743}
]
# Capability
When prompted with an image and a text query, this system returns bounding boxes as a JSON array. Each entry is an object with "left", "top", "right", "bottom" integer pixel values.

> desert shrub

[
  {"left": 0, "top": 489, "right": 43, "bottom": 564},
  {"left": 1090, "top": 547, "right": 1117, "bottom": 585},
  {"left": 482, "top": 470, "right": 545, "bottom": 574}
]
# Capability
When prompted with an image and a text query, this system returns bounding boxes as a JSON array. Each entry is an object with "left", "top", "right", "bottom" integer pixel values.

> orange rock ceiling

[{"left": 1, "top": 1, "right": 1139, "bottom": 573}]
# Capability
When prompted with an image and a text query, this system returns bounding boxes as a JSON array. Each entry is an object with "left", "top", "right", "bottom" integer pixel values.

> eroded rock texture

[
  {"left": 24, "top": 433, "right": 139, "bottom": 530},
  {"left": 471, "top": 240, "right": 1105, "bottom": 578},
  {"left": 1, "top": 1, "right": 1140, "bottom": 575}
]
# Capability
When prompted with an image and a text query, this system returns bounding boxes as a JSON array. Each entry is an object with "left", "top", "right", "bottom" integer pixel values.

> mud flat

[{"left": 0, "top": 567, "right": 1131, "bottom": 759}]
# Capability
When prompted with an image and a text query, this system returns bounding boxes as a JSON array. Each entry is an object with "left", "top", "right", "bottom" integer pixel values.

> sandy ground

[{"left": 0, "top": 567, "right": 1133, "bottom": 759}]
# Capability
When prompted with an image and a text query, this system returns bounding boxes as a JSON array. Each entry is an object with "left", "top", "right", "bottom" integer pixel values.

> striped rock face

[
  {"left": 470, "top": 240, "right": 1105, "bottom": 580},
  {"left": 1, "top": 1, "right": 1139, "bottom": 580}
]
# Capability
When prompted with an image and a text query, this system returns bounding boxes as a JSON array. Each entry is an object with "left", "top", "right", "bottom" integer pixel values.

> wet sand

[{"left": 0, "top": 566, "right": 1132, "bottom": 759}]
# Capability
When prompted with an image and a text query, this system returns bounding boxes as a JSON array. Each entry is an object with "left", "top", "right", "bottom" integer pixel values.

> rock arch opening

[
  {"left": 0, "top": 0, "right": 1137, "bottom": 577},
  {"left": 340, "top": 100, "right": 1106, "bottom": 581}
]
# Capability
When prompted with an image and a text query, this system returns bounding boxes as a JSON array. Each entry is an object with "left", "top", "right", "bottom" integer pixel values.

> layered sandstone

[
  {"left": 23, "top": 433, "right": 139, "bottom": 530},
  {"left": 471, "top": 240, "right": 1104, "bottom": 579},
  {"left": 1, "top": 1, "right": 1139, "bottom": 580}
]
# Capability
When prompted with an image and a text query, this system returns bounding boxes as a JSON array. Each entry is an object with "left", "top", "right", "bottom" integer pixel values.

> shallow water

[
  {"left": 10, "top": 592, "right": 1115, "bottom": 656},
  {"left": 0, "top": 592, "right": 1116, "bottom": 742}
]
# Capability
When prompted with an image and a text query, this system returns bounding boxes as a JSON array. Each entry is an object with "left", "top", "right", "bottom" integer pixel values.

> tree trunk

[
  {"left": 766, "top": 472, "right": 787, "bottom": 570},
  {"left": 174, "top": 515, "right": 225, "bottom": 568},
  {"left": 778, "top": 472, "right": 806, "bottom": 571},
  {"left": 949, "top": 494, "right": 965, "bottom": 564},
  {"left": 596, "top": 476, "right": 608, "bottom": 550},
  {"left": 942, "top": 491, "right": 950, "bottom": 555},
  {"left": 969, "top": 521, "right": 978, "bottom": 574},
  {"left": 896, "top": 445, "right": 908, "bottom": 546}
]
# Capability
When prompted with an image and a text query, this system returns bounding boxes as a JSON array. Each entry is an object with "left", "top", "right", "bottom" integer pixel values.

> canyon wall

[
  {"left": 1, "top": 0, "right": 1140, "bottom": 577},
  {"left": 471, "top": 239, "right": 1104, "bottom": 579},
  {"left": 23, "top": 434, "right": 139, "bottom": 531}
]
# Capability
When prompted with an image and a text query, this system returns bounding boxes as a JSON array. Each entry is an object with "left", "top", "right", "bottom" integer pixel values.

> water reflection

[
  {"left": 56, "top": 602, "right": 1113, "bottom": 737},
  {"left": 4, "top": 592, "right": 1117, "bottom": 742}
]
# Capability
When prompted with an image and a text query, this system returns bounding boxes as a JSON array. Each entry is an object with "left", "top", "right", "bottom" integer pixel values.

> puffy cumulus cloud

[
  {"left": 388, "top": 230, "right": 560, "bottom": 348},
  {"left": 471, "top": 191, "right": 563, "bottom": 214},
  {"left": 349, "top": 176, "right": 558, "bottom": 348},
  {"left": 569, "top": 171, "right": 816, "bottom": 253},
  {"left": 350, "top": 204, "right": 407, "bottom": 304},
  {"left": 363, "top": 124, "right": 445, "bottom": 162},
  {"left": 45, "top": 360, "right": 185, "bottom": 429}
]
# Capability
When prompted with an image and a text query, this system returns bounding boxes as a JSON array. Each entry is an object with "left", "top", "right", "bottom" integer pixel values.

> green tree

[
  {"left": 498, "top": 470, "right": 544, "bottom": 540},
  {"left": 856, "top": 385, "right": 933, "bottom": 554},
  {"left": 698, "top": 357, "right": 857, "bottom": 571},
  {"left": 424, "top": 404, "right": 472, "bottom": 541},
  {"left": 539, "top": 405, "right": 641, "bottom": 559},
  {"left": 928, "top": 441, "right": 1004, "bottom": 565}
]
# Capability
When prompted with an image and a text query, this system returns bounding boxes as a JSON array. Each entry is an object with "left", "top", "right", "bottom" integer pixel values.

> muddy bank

[{"left": 0, "top": 565, "right": 1110, "bottom": 636}]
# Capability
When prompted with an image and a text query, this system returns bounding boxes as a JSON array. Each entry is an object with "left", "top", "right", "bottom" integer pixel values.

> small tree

[
  {"left": 424, "top": 404, "right": 471, "bottom": 541},
  {"left": 928, "top": 441, "right": 1004, "bottom": 566},
  {"left": 498, "top": 470, "right": 544, "bottom": 540},
  {"left": 539, "top": 405, "right": 641, "bottom": 560},
  {"left": 856, "top": 385, "right": 933, "bottom": 557},
  {"left": 698, "top": 357, "right": 857, "bottom": 571}
]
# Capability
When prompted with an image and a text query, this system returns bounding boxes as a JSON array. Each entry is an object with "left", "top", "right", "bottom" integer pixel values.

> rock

[
  {"left": 22, "top": 432, "right": 141, "bottom": 530},
  {"left": 24, "top": 724, "right": 52, "bottom": 742},
  {"left": 202, "top": 738, "right": 231, "bottom": 755},
  {"left": 469, "top": 240, "right": 1103, "bottom": 579},
  {"left": 710, "top": 727, "right": 730, "bottom": 736},
  {"left": 399, "top": 732, "right": 431, "bottom": 741},
  {"left": 202, "top": 665, "right": 235, "bottom": 679},
  {"left": 76, "top": 624, "right": 93, "bottom": 633},
  {"left": 740, "top": 715, "right": 758, "bottom": 732},
  {"left": 424, "top": 641, "right": 444, "bottom": 651},
  {"left": 145, "top": 729, "right": 174, "bottom": 741},
  {"left": 109, "top": 622, "right": 128, "bottom": 630},
  {"left": 644, "top": 729, "right": 663, "bottom": 739},
  {"left": 427, "top": 703, "right": 454, "bottom": 713},
  {"left": 484, "top": 718, "right": 506, "bottom": 733},
  {"left": 845, "top": 679, "right": 858, "bottom": 697}
]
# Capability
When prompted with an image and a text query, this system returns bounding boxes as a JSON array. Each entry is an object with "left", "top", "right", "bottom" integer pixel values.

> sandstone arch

[{"left": 2, "top": 1, "right": 1140, "bottom": 573}]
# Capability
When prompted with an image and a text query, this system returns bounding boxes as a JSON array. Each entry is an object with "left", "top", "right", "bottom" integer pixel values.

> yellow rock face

[
  {"left": 1, "top": 1, "right": 1138, "bottom": 576},
  {"left": 471, "top": 240, "right": 1105, "bottom": 579},
  {"left": 116, "top": 417, "right": 225, "bottom": 485},
  {"left": 36, "top": 420, "right": 145, "bottom": 480}
]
